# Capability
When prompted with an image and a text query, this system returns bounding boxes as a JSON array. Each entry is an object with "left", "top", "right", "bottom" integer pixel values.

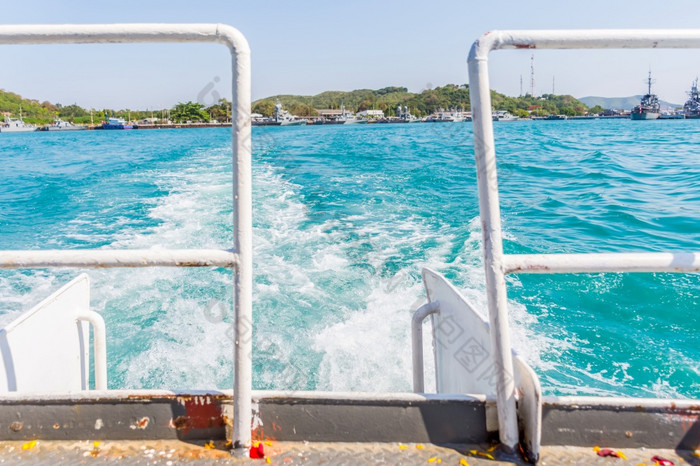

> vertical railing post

[
  {"left": 467, "top": 41, "right": 519, "bottom": 451},
  {"left": 227, "top": 26, "right": 253, "bottom": 456}
]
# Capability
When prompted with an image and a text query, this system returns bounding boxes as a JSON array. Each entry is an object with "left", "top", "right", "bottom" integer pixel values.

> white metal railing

[
  {"left": 0, "top": 24, "right": 252, "bottom": 456},
  {"left": 410, "top": 300, "right": 440, "bottom": 393},
  {"left": 468, "top": 29, "right": 700, "bottom": 451}
]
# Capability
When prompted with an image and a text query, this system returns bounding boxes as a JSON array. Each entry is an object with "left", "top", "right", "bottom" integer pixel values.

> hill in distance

[{"left": 579, "top": 96, "right": 680, "bottom": 111}]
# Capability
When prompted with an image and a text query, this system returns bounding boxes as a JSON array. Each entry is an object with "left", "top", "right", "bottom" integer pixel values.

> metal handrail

[
  {"left": 468, "top": 29, "right": 700, "bottom": 451},
  {"left": 76, "top": 311, "right": 108, "bottom": 390},
  {"left": 411, "top": 300, "right": 440, "bottom": 393},
  {"left": 0, "top": 23, "right": 252, "bottom": 456},
  {"left": 0, "top": 249, "right": 239, "bottom": 268}
]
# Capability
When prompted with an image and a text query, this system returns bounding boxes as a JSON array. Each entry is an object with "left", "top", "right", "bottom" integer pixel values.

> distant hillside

[
  {"left": 254, "top": 85, "right": 468, "bottom": 117},
  {"left": 579, "top": 96, "right": 680, "bottom": 111},
  {"left": 0, "top": 89, "right": 58, "bottom": 124},
  {"left": 254, "top": 86, "right": 592, "bottom": 118}
]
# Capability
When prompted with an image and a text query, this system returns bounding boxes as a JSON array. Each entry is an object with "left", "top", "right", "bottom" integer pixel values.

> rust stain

[
  {"left": 52, "top": 423, "right": 60, "bottom": 430},
  {"left": 122, "top": 393, "right": 229, "bottom": 402},
  {"left": 515, "top": 44, "right": 536, "bottom": 49},
  {"left": 10, "top": 422, "right": 22, "bottom": 432},
  {"left": 130, "top": 417, "right": 150, "bottom": 430},
  {"left": 172, "top": 416, "right": 189, "bottom": 430},
  {"left": 177, "top": 398, "right": 225, "bottom": 434}
]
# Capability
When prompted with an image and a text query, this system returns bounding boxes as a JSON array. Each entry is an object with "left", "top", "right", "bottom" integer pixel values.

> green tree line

[
  {"left": 1, "top": 86, "right": 596, "bottom": 125},
  {"left": 0, "top": 90, "right": 232, "bottom": 125},
  {"left": 253, "top": 85, "right": 595, "bottom": 118}
]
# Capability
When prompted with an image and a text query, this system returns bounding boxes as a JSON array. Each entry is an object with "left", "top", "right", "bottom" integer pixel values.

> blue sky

[{"left": 2, "top": 1, "right": 700, "bottom": 109}]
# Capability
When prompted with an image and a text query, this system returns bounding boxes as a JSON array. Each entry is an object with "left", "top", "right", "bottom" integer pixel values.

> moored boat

[
  {"left": 97, "top": 117, "right": 137, "bottom": 130},
  {"left": 425, "top": 108, "right": 465, "bottom": 122},
  {"left": 337, "top": 104, "right": 366, "bottom": 124},
  {"left": 252, "top": 102, "right": 306, "bottom": 126},
  {"left": 630, "top": 71, "right": 660, "bottom": 120},
  {"left": 43, "top": 119, "right": 87, "bottom": 131},
  {"left": 274, "top": 102, "right": 307, "bottom": 126},
  {"left": 0, "top": 107, "right": 37, "bottom": 133},
  {"left": 682, "top": 78, "right": 700, "bottom": 118},
  {"left": 493, "top": 110, "right": 519, "bottom": 121}
]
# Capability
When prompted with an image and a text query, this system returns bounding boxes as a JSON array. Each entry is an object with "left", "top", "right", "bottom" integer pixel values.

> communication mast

[
  {"left": 530, "top": 54, "right": 535, "bottom": 97},
  {"left": 520, "top": 75, "right": 523, "bottom": 96}
]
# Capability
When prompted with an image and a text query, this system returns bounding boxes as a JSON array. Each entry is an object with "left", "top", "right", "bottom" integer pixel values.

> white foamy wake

[
  {"left": 310, "top": 215, "right": 557, "bottom": 393},
  {"left": 0, "top": 143, "right": 556, "bottom": 394}
]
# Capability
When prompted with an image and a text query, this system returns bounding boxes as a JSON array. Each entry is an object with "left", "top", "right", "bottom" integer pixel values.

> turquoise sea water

[{"left": 0, "top": 120, "right": 697, "bottom": 398}]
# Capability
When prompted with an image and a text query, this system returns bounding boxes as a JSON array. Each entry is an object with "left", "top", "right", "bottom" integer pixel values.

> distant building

[
  {"left": 357, "top": 109, "right": 384, "bottom": 118},
  {"left": 315, "top": 109, "right": 343, "bottom": 118}
]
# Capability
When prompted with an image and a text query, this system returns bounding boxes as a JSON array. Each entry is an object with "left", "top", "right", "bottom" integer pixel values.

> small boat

[
  {"left": 252, "top": 102, "right": 306, "bottom": 126},
  {"left": 493, "top": 110, "right": 520, "bottom": 121},
  {"left": 630, "top": 71, "right": 660, "bottom": 120},
  {"left": 0, "top": 107, "right": 37, "bottom": 133},
  {"left": 97, "top": 117, "right": 137, "bottom": 130},
  {"left": 658, "top": 111, "right": 685, "bottom": 119},
  {"left": 425, "top": 108, "right": 465, "bottom": 122},
  {"left": 394, "top": 105, "right": 420, "bottom": 123},
  {"left": 682, "top": 78, "right": 700, "bottom": 118},
  {"left": 274, "top": 102, "right": 307, "bottom": 126},
  {"left": 337, "top": 105, "right": 366, "bottom": 124},
  {"left": 43, "top": 119, "right": 87, "bottom": 131}
]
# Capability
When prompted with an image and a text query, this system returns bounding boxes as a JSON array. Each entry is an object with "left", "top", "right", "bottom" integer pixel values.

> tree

[
  {"left": 171, "top": 101, "right": 210, "bottom": 123},
  {"left": 207, "top": 98, "right": 231, "bottom": 122},
  {"left": 252, "top": 100, "right": 275, "bottom": 117}
]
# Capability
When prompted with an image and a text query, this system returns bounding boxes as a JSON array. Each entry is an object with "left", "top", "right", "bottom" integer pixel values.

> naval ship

[
  {"left": 0, "top": 25, "right": 697, "bottom": 464},
  {"left": 630, "top": 71, "right": 661, "bottom": 120},
  {"left": 683, "top": 78, "right": 700, "bottom": 118}
]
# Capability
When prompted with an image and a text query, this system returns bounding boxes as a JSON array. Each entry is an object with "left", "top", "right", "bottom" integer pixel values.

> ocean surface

[{"left": 0, "top": 120, "right": 697, "bottom": 399}]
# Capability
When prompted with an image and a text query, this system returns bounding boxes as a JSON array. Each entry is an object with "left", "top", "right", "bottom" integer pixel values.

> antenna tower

[{"left": 530, "top": 54, "right": 535, "bottom": 97}]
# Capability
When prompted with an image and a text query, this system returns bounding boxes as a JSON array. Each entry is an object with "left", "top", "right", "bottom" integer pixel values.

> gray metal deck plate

[{"left": 0, "top": 440, "right": 694, "bottom": 465}]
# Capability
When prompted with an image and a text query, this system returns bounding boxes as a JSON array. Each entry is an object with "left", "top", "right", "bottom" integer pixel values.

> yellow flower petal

[
  {"left": 593, "top": 446, "right": 601, "bottom": 452},
  {"left": 22, "top": 440, "right": 37, "bottom": 450},
  {"left": 266, "top": 457, "right": 271, "bottom": 464},
  {"left": 264, "top": 441, "right": 273, "bottom": 446},
  {"left": 398, "top": 445, "right": 408, "bottom": 450},
  {"left": 416, "top": 444, "right": 424, "bottom": 449},
  {"left": 427, "top": 457, "right": 436, "bottom": 463},
  {"left": 204, "top": 441, "right": 215, "bottom": 450},
  {"left": 459, "top": 459, "right": 470, "bottom": 466},
  {"left": 616, "top": 451, "right": 627, "bottom": 460}
]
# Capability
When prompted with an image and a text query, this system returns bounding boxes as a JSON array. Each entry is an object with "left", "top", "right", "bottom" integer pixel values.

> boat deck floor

[{"left": 0, "top": 439, "right": 694, "bottom": 465}]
